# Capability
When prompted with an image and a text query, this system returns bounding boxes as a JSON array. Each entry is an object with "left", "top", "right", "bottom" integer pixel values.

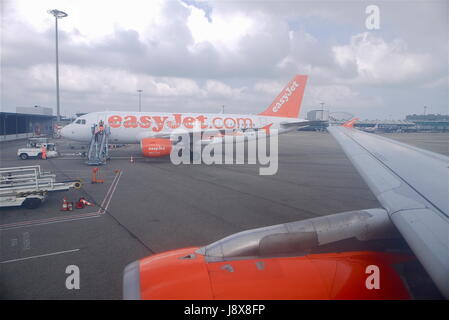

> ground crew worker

[
  {"left": 99, "top": 120, "right": 104, "bottom": 134},
  {"left": 41, "top": 145, "right": 47, "bottom": 160},
  {"left": 93, "top": 123, "right": 99, "bottom": 142}
]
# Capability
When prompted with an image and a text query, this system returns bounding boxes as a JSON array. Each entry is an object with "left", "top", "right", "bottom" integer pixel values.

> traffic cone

[
  {"left": 75, "top": 198, "right": 85, "bottom": 209},
  {"left": 61, "top": 198, "right": 66, "bottom": 211},
  {"left": 80, "top": 198, "right": 93, "bottom": 206},
  {"left": 61, "top": 197, "right": 70, "bottom": 211}
]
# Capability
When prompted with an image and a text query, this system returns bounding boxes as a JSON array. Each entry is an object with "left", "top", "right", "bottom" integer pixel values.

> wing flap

[
  {"left": 328, "top": 126, "right": 449, "bottom": 215},
  {"left": 391, "top": 208, "right": 449, "bottom": 298}
]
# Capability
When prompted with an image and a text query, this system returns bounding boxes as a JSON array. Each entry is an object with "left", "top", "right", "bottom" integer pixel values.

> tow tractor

[
  {"left": 0, "top": 165, "right": 82, "bottom": 209},
  {"left": 17, "top": 138, "right": 58, "bottom": 160}
]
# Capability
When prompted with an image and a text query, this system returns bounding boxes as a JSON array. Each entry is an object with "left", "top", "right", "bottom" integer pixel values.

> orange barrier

[{"left": 91, "top": 167, "right": 104, "bottom": 184}]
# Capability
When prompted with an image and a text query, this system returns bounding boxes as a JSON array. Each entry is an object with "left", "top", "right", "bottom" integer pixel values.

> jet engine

[
  {"left": 140, "top": 138, "right": 172, "bottom": 157},
  {"left": 123, "top": 209, "right": 423, "bottom": 299}
]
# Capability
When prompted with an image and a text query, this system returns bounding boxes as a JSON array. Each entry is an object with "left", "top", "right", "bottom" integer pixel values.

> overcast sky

[{"left": 1, "top": 0, "right": 448, "bottom": 119}]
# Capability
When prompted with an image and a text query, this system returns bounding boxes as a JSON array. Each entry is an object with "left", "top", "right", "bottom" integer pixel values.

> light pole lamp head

[{"left": 47, "top": 9, "right": 68, "bottom": 19}]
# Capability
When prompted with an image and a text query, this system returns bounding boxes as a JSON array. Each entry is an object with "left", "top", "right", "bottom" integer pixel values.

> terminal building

[
  {"left": 307, "top": 110, "right": 329, "bottom": 121},
  {"left": 405, "top": 114, "right": 449, "bottom": 132},
  {"left": 304, "top": 110, "right": 449, "bottom": 133},
  {"left": 302, "top": 110, "right": 329, "bottom": 131},
  {"left": 354, "top": 119, "right": 416, "bottom": 132},
  {"left": 0, "top": 106, "right": 56, "bottom": 142}
]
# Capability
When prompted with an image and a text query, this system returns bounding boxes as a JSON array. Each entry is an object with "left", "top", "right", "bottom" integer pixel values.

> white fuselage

[{"left": 61, "top": 111, "right": 305, "bottom": 144}]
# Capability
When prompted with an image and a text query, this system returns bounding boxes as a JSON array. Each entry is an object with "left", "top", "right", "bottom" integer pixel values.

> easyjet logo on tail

[
  {"left": 259, "top": 75, "right": 308, "bottom": 119},
  {"left": 272, "top": 81, "right": 299, "bottom": 112}
]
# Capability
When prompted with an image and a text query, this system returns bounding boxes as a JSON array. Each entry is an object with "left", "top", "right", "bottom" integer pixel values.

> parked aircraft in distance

[{"left": 360, "top": 123, "right": 379, "bottom": 133}]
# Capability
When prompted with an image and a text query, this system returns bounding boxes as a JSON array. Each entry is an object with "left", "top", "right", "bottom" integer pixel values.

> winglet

[{"left": 342, "top": 118, "right": 359, "bottom": 128}]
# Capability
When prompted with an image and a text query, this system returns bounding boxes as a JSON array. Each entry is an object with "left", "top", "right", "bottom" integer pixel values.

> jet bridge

[{"left": 86, "top": 125, "right": 110, "bottom": 166}]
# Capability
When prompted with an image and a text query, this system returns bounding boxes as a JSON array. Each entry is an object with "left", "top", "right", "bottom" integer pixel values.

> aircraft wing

[
  {"left": 327, "top": 126, "right": 449, "bottom": 298},
  {"left": 280, "top": 120, "right": 325, "bottom": 128}
]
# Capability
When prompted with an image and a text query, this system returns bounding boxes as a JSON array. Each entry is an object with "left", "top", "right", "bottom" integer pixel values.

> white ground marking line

[
  {"left": 100, "top": 170, "right": 122, "bottom": 214},
  {"left": 99, "top": 171, "right": 120, "bottom": 211},
  {"left": 0, "top": 213, "right": 101, "bottom": 230},
  {"left": 0, "top": 214, "right": 103, "bottom": 231},
  {"left": 0, "top": 248, "right": 80, "bottom": 264},
  {"left": 1, "top": 211, "right": 102, "bottom": 228}
]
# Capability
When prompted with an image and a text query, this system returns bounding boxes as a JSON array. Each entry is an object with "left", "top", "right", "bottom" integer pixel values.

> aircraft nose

[{"left": 60, "top": 125, "right": 70, "bottom": 138}]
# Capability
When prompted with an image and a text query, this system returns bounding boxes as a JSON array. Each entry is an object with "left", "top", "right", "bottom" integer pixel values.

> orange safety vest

[{"left": 41, "top": 146, "right": 47, "bottom": 159}]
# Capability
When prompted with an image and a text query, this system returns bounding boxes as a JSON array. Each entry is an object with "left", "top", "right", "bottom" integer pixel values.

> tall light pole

[
  {"left": 137, "top": 90, "right": 143, "bottom": 112},
  {"left": 320, "top": 102, "right": 325, "bottom": 120},
  {"left": 47, "top": 9, "right": 68, "bottom": 122}
]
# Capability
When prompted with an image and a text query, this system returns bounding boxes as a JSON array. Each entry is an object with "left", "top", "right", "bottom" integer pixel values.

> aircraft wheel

[{"left": 23, "top": 198, "right": 42, "bottom": 209}]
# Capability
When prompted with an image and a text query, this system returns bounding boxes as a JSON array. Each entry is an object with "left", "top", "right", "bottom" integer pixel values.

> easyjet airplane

[{"left": 61, "top": 75, "right": 316, "bottom": 157}]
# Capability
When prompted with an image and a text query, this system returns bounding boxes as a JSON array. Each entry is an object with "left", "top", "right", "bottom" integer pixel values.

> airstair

[{"left": 86, "top": 125, "right": 110, "bottom": 166}]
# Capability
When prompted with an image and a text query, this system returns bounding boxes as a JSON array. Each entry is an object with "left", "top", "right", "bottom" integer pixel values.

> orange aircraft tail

[
  {"left": 258, "top": 75, "right": 308, "bottom": 118},
  {"left": 342, "top": 117, "right": 359, "bottom": 128}
]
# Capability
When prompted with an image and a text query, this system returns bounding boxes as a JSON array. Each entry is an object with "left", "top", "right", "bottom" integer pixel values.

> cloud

[
  {"left": 332, "top": 32, "right": 436, "bottom": 86},
  {"left": 205, "top": 80, "right": 243, "bottom": 98},
  {"left": 1, "top": 0, "right": 447, "bottom": 119}
]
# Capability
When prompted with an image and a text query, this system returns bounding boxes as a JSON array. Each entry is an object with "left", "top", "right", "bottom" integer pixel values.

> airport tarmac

[{"left": 0, "top": 131, "right": 448, "bottom": 299}]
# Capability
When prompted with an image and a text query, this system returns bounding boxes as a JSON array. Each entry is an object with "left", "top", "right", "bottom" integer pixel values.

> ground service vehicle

[
  {"left": 17, "top": 138, "right": 58, "bottom": 159},
  {"left": 0, "top": 165, "right": 81, "bottom": 209}
]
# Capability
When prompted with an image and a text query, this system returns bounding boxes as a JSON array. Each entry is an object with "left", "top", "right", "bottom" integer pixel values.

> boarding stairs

[{"left": 86, "top": 125, "right": 110, "bottom": 166}]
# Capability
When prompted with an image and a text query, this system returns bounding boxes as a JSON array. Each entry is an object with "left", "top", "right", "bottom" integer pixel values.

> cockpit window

[{"left": 75, "top": 119, "right": 86, "bottom": 125}]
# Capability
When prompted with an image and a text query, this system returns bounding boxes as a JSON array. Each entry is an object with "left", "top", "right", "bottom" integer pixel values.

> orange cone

[
  {"left": 61, "top": 197, "right": 71, "bottom": 211},
  {"left": 75, "top": 198, "right": 85, "bottom": 209},
  {"left": 80, "top": 198, "right": 93, "bottom": 206}
]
